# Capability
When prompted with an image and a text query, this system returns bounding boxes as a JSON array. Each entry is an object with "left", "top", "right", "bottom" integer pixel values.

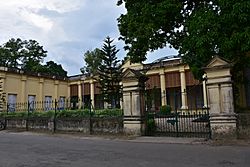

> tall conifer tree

[{"left": 98, "top": 37, "right": 122, "bottom": 108}]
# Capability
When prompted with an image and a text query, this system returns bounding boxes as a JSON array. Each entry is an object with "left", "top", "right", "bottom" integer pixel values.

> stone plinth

[
  {"left": 204, "top": 56, "right": 237, "bottom": 139},
  {"left": 122, "top": 68, "right": 148, "bottom": 136},
  {"left": 210, "top": 113, "right": 237, "bottom": 139}
]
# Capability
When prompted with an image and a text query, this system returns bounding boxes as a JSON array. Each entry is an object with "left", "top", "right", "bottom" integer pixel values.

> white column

[
  {"left": 78, "top": 81, "right": 82, "bottom": 109},
  {"left": 160, "top": 69, "right": 167, "bottom": 106},
  {"left": 90, "top": 80, "right": 95, "bottom": 109},
  {"left": 202, "top": 74, "right": 208, "bottom": 108},
  {"left": 179, "top": 67, "right": 188, "bottom": 109},
  {"left": 119, "top": 81, "right": 123, "bottom": 109}
]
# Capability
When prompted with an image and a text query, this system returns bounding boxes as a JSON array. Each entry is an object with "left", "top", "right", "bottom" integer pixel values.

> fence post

[
  {"left": 174, "top": 91, "right": 179, "bottom": 137},
  {"left": 26, "top": 101, "right": 30, "bottom": 131},
  {"left": 53, "top": 99, "right": 57, "bottom": 133},
  {"left": 4, "top": 103, "right": 9, "bottom": 130},
  {"left": 89, "top": 99, "right": 93, "bottom": 135}
]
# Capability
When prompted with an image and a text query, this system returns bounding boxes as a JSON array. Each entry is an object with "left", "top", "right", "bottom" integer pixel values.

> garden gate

[{"left": 145, "top": 84, "right": 211, "bottom": 138}]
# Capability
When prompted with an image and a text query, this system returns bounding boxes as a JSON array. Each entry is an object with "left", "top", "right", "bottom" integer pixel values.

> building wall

[{"left": 0, "top": 68, "right": 69, "bottom": 104}]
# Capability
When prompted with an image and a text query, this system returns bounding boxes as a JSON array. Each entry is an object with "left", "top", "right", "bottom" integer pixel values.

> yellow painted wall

[
  {"left": 58, "top": 81, "right": 68, "bottom": 99},
  {"left": 44, "top": 80, "right": 55, "bottom": 99},
  {"left": 4, "top": 73, "right": 22, "bottom": 102},
  {"left": 0, "top": 69, "right": 69, "bottom": 103},
  {"left": 26, "top": 77, "right": 39, "bottom": 97}
]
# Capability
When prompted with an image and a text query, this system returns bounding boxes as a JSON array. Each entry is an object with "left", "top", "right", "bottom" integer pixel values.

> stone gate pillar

[
  {"left": 122, "top": 69, "right": 148, "bottom": 136},
  {"left": 204, "top": 56, "right": 237, "bottom": 139}
]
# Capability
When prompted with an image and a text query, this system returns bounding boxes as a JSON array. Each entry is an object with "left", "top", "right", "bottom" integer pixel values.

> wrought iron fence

[
  {"left": 145, "top": 110, "right": 211, "bottom": 138},
  {"left": 0, "top": 99, "right": 123, "bottom": 133}
]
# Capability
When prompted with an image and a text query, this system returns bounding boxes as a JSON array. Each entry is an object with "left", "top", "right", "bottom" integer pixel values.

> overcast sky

[{"left": 0, "top": 0, "right": 177, "bottom": 76}]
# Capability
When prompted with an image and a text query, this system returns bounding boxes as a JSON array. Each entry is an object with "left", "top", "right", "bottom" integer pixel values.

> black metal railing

[{"left": 145, "top": 110, "right": 211, "bottom": 138}]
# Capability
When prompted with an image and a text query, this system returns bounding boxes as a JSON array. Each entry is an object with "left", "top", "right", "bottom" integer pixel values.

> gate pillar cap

[
  {"left": 203, "top": 55, "right": 232, "bottom": 70},
  {"left": 122, "top": 68, "right": 148, "bottom": 83},
  {"left": 203, "top": 56, "right": 232, "bottom": 71}
]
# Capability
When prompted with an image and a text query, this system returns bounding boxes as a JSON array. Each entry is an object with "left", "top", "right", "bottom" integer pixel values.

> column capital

[
  {"left": 39, "top": 78, "right": 44, "bottom": 83},
  {"left": 78, "top": 80, "right": 82, "bottom": 85},
  {"left": 89, "top": 79, "right": 94, "bottom": 84},
  {"left": 54, "top": 80, "right": 59, "bottom": 85},
  {"left": 21, "top": 75, "right": 27, "bottom": 81},
  {"left": 179, "top": 67, "right": 185, "bottom": 73},
  {"left": 159, "top": 69, "right": 165, "bottom": 75},
  {"left": 0, "top": 73, "right": 6, "bottom": 79}
]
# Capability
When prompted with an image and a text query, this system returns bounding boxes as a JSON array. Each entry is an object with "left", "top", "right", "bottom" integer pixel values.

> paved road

[{"left": 0, "top": 131, "right": 250, "bottom": 167}]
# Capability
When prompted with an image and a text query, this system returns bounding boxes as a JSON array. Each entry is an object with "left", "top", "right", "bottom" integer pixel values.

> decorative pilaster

[
  {"left": 21, "top": 75, "right": 27, "bottom": 102},
  {"left": 0, "top": 73, "right": 6, "bottom": 111},
  {"left": 54, "top": 80, "right": 59, "bottom": 100},
  {"left": 160, "top": 69, "right": 167, "bottom": 106},
  {"left": 204, "top": 56, "right": 237, "bottom": 139},
  {"left": 39, "top": 78, "right": 44, "bottom": 102}
]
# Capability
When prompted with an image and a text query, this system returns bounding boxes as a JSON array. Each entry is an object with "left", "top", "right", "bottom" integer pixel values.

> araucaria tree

[
  {"left": 117, "top": 0, "right": 250, "bottom": 79},
  {"left": 98, "top": 37, "right": 122, "bottom": 108}
]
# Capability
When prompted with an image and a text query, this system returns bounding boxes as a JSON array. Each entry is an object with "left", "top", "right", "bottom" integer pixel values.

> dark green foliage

[
  {"left": 160, "top": 105, "right": 171, "bottom": 115},
  {"left": 0, "top": 109, "right": 123, "bottom": 118},
  {"left": 117, "top": 0, "right": 250, "bottom": 79},
  {"left": 0, "top": 38, "right": 24, "bottom": 67},
  {"left": 81, "top": 48, "right": 103, "bottom": 76},
  {"left": 93, "top": 109, "right": 123, "bottom": 117},
  {"left": 98, "top": 37, "right": 122, "bottom": 108},
  {"left": 21, "top": 39, "right": 47, "bottom": 71},
  {"left": 0, "top": 38, "right": 67, "bottom": 77},
  {"left": 56, "top": 109, "right": 90, "bottom": 118},
  {"left": 40, "top": 61, "right": 67, "bottom": 77},
  {"left": 147, "top": 118, "right": 156, "bottom": 135}
]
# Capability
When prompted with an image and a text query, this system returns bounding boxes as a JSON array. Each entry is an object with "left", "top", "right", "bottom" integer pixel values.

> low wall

[
  {"left": 237, "top": 113, "right": 250, "bottom": 139},
  {"left": 0, "top": 116, "right": 123, "bottom": 135}
]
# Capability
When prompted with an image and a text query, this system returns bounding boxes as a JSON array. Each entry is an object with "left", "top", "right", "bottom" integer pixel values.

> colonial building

[{"left": 0, "top": 56, "right": 249, "bottom": 112}]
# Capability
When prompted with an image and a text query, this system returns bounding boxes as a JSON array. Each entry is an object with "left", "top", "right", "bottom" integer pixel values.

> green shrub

[
  {"left": 160, "top": 105, "right": 171, "bottom": 115},
  {"left": 56, "top": 109, "right": 90, "bottom": 118},
  {"left": 0, "top": 108, "right": 123, "bottom": 118},
  {"left": 147, "top": 118, "right": 156, "bottom": 134},
  {"left": 93, "top": 109, "right": 123, "bottom": 117}
]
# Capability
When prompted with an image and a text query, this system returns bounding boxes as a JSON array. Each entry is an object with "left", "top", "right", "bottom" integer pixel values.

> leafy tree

[
  {"left": 43, "top": 61, "right": 67, "bottom": 77},
  {"left": 0, "top": 38, "right": 47, "bottom": 70},
  {"left": 0, "top": 38, "right": 67, "bottom": 77},
  {"left": 98, "top": 37, "right": 122, "bottom": 108},
  {"left": 0, "top": 38, "right": 24, "bottom": 68},
  {"left": 81, "top": 48, "right": 103, "bottom": 75},
  {"left": 117, "top": 0, "right": 250, "bottom": 79},
  {"left": 21, "top": 39, "right": 47, "bottom": 71}
]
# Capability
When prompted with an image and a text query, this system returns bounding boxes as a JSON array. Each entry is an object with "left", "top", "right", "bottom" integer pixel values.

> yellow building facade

[
  {"left": 0, "top": 67, "right": 68, "bottom": 105},
  {"left": 1, "top": 56, "right": 249, "bottom": 112}
]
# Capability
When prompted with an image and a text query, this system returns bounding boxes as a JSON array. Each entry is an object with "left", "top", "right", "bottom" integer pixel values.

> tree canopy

[
  {"left": 0, "top": 38, "right": 67, "bottom": 77},
  {"left": 81, "top": 48, "right": 103, "bottom": 76},
  {"left": 117, "top": 0, "right": 250, "bottom": 78}
]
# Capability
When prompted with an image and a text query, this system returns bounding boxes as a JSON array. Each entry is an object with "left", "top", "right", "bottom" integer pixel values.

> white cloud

[
  {"left": 18, "top": 9, "right": 53, "bottom": 32},
  {"left": 0, "top": 0, "right": 176, "bottom": 75},
  {"left": 0, "top": 0, "right": 83, "bottom": 33},
  {"left": 0, "top": 0, "right": 83, "bottom": 13}
]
